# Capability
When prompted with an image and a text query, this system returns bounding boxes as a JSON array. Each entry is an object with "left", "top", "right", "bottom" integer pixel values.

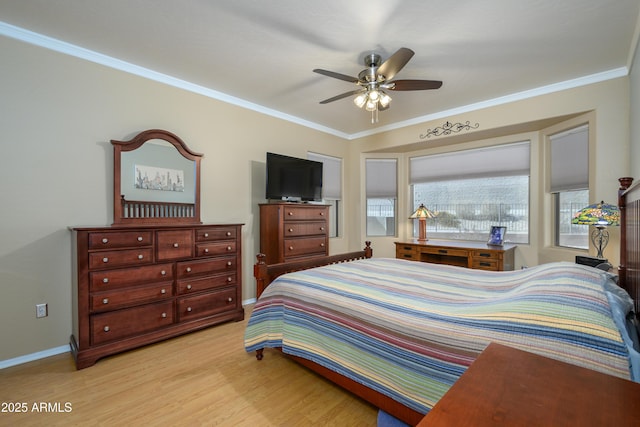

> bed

[{"left": 244, "top": 177, "right": 640, "bottom": 426}]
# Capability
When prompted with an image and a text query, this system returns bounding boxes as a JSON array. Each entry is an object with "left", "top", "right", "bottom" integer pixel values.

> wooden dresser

[
  {"left": 395, "top": 239, "right": 516, "bottom": 271},
  {"left": 418, "top": 342, "right": 640, "bottom": 426},
  {"left": 70, "top": 223, "right": 244, "bottom": 369},
  {"left": 259, "top": 203, "right": 329, "bottom": 265}
]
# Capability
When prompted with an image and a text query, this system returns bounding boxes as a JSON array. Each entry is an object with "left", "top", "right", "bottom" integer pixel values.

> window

[
  {"left": 549, "top": 125, "right": 589, "bottom": 249},
  {"left": 410, "top": 142, "right": 530, "bottom": 244},
  {"left": 308, "top": 152, "right": 341, "bottom": 238},
  {"left": 366, "top": 158, "right": 397, "bottom": 236}
]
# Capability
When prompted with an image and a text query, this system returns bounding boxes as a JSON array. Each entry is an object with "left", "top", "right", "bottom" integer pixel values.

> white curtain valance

[
  {"left": 366, "top": 158, "right": 397, "bottom": 198},
  {"left": 410, "top": 141, "right": 530, "bottom": 184},
  {"left": 308, "top": 152, "right": 342, "bottom": 199},
  {"left": 549, "top": 125, "right": 589, "bottom": 193}
]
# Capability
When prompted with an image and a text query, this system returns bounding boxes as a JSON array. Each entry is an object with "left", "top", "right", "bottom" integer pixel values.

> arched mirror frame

[{"left": 112, "top": 129, "right": 203, "bottom": 225}]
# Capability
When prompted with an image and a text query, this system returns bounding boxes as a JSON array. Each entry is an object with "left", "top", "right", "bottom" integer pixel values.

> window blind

[
  {"left": 410, "top": 141, "right": 530, "bottom": 184},
  {"left": 366, "top": 158, "right": 397, "bottom": 198},
  {"left": 308, "top": 152, "right": 341, "bottom": 199},
  {"left": 549, "top": 125, "right": 588, "bottom": 193}
]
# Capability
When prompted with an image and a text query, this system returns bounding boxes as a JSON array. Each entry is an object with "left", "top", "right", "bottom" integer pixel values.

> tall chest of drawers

[
  {"left": 259, "top": 203, "right": 329, "bottom": 265},
  {"left": 71, "top": 223, "right": 244, "bottom": 369}
]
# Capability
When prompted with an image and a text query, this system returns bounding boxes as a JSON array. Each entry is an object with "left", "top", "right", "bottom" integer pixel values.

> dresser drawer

[
  {"left": 422, "top": 246, "right": 469, "bottom": 258},
  {"left": 177, "top": 256, "right": 236, "bottom": 278},
  {"left": 88, "top": 248, "right": 154, "bottom": 270},
  {"left": 177, "top": 287, "right": 238, "bottom": 321},
  {"left": 90, "top": 282, "right": 173, "bottom": 312},
  {"left": 472, "top": 258, "right": 500, "bottom": 271},
  {"left": 91, "top": 301, "right": 174, "bottom": 345},
  {"left": 284, "top": 221, "right": 327, "bottom": 237},
  {"left": 195, "top": 241, "right": 236, "bottom": 257},
  {"left": 396, "top": 244, "right": 419, "bottom": 261},
  {"left": 284, "top": 237, "right": 327, "bottom": 258},
  {"left": 89, "top": 263, "right": 174, "bottom": 291},
  {"left": 196, "top": 227, "right": 237, "bottom": 241},
  {"left": 177, "top": 273, "right": 236, "bottom": 294},
  {"left": 471, "top": 249, "right": 502, "bottom": 260},
  {"left": 283, "top": 206, "right": 328, "bottom": 221},
  {"left": 88, "top": 231, "right": 153, "bottom": 249},
  {"left": 156, "top": 230, "right": 194, "bottom": 260}
]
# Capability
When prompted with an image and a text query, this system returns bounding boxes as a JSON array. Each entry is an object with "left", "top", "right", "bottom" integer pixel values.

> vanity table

[{"left": 70, "top": 130, "right": 244, "bottom": 369}]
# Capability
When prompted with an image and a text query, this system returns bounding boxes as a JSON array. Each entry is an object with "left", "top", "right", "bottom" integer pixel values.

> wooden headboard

[{"left": 618, "top": 177, "right": 640, "bottom": 315}]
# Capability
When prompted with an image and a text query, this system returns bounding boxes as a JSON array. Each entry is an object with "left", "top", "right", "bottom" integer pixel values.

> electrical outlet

[{"left": 36, "top": 303, "right": 48, "bottom": 318}]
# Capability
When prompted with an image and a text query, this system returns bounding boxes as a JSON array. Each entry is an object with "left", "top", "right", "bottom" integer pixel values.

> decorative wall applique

[{"left": 420, "top": 121, "right": 480, "bottom": 139}]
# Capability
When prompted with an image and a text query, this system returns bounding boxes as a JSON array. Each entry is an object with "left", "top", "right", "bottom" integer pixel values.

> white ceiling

[{"left": 1, "top": 1, "right": 639, "bottom": 139}]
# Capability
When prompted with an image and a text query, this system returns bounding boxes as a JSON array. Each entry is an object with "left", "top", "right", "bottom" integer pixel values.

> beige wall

[
  {"left": 0, "top": 31, "right": 636, "bottom": 363},
  {"left": 0, "top": 36, "right": 350, "bottom": 361}
]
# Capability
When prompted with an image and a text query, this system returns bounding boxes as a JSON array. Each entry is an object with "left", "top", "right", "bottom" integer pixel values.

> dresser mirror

[{"left": 112, "top": 129, "right": 202, "bottom": 224}]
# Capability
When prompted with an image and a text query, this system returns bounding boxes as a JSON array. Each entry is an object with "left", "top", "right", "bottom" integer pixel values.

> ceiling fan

[{"left": 313, "top": 47, "right": 443, "bottom": 123}]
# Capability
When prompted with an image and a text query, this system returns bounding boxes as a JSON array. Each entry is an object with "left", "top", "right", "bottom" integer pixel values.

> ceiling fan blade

[
  {"left": 388, "top": 79, "right": 443, "bottom": 91},
  {"left": 377, "top": 47, "right": 414, "bottom": 81},
  {"left": 313, "top": 69, "right": 359, "bottom": 84},
  {"left": 319, "top": 89, "right": 364, "bottom": 104}
]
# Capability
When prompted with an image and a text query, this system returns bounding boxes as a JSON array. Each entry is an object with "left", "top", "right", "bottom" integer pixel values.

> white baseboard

[{"left": 0, "top": 345, "right": 70, "bottom": 370}]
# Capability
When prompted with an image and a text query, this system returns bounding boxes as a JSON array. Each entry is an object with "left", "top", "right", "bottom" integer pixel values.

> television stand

[{"left": 259, "top": 203, "right": 330, "bottom": 265}]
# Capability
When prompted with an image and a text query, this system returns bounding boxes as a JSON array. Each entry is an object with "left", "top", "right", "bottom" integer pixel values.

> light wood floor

[{"left": 0, "top": 305, "right": 377, "bottom": 426}]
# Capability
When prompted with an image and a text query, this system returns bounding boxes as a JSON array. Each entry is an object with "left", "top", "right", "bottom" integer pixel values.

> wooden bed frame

[
  {"left": 619, "top": 177, "right": 640, "bottom": 316},
  {"left": 251, "top": 177, "right": 640, "bottom": 426}
]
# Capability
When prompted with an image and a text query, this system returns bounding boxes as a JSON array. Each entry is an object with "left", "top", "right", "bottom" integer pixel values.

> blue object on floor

[{"left": 377, "top": 410, "right": 410, "bottom": 427}]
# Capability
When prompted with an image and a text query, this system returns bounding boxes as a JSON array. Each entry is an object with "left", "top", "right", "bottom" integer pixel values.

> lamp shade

[
  {"left": 410, "top": 204, "right": 437, "bottom": 219},
  {"left": 571, "top": 201, "right": 620, "bottom": 226}
]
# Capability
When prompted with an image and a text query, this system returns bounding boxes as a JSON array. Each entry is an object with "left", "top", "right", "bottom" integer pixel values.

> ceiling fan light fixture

[
  {"left": 365, "top": 98, "right": 377, "bottom": 111},
  {"left": 379, "top": 92, "right": 391, "bottom": 108},
  {"left": 354, "top": 93, "right": 367, "bottom": 108}
]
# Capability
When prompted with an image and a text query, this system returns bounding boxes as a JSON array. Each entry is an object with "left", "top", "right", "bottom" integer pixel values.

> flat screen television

[{"left": 266, "top": 152, "right": 323, "bottom": 202}]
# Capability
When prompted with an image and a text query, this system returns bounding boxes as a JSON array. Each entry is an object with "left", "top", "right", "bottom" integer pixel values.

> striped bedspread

[{"left": 244, "top": 259, "right": 631, "bottom": 414}]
